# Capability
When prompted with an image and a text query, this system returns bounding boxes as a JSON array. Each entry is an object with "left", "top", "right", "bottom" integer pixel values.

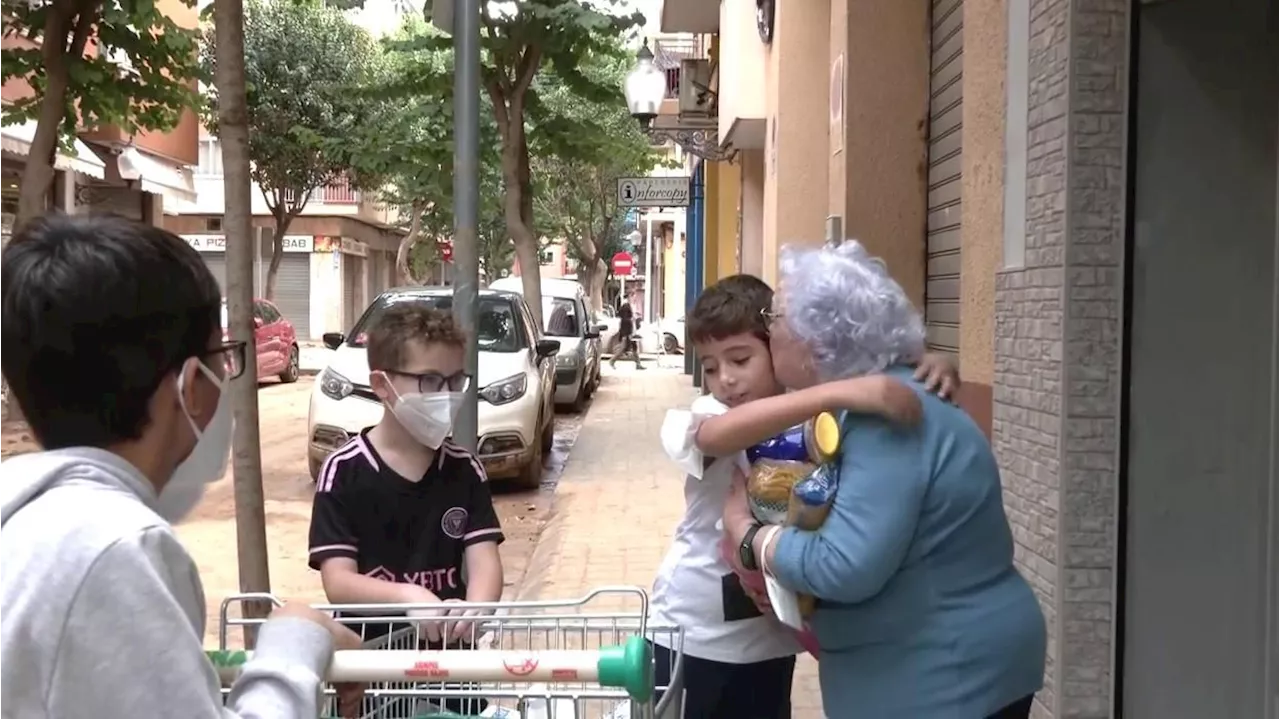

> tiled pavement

[{"left": 516, "top": 358, "right": 825, "bottom": 719}]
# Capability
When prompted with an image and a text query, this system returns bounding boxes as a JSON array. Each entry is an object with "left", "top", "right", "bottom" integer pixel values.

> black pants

[
  {"left": 987, "top": 694, "right": 1035, "bottom": 719},
  {"left": 652, "top": 642, "right": 795, "bottom": 719}
]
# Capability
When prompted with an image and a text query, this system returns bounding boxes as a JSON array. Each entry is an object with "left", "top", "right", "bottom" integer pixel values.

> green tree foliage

[
  {"left": 418, "top": 0, "right": 643, "bottom": 327},
  {"left": 202, "top": 0, "right": 377, "bottom": 300},
  {"left": 1, "top": 0, "right": 204, "bottom": 225},
  {"left": 345, "top": 17, "right": 510, "bottom": 285},
  {"left": 531, "top": 51, "right": 660, "bottom": 312}
]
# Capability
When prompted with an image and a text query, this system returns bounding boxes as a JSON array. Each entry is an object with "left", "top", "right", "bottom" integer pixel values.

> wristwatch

[{"left": 739, "top": 522, "right": 765, "bottom": 571}]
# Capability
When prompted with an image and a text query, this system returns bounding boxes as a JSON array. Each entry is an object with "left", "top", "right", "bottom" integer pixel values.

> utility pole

[
  {"left": 214, "top": 0, "right": 271, "bottom": 645},
  {"left": 451, "top": 0, "right": 481, "bottom": 452}
]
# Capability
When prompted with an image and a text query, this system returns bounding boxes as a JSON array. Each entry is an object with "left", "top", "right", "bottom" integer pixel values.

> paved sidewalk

[{"left": 517, "top": 360, "right": 825, "bottom": 718}]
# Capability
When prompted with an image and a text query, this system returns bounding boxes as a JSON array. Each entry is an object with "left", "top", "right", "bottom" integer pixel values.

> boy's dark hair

[
  {"left": 1, "top": 213, "right": 221, "bottom": 449},
  {"left": 686, "top": 274, "right": 773, "bottom": 344},
  {"left": 367, "top": 302, "right": 466, "bottom": 371}
]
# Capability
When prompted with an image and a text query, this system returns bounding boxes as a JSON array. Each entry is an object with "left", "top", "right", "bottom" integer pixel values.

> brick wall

[{"left": 994, "top": 0, "right": 1129, "bottom": 717}]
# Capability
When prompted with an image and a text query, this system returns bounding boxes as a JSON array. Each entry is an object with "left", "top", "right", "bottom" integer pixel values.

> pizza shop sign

[{"left": 183, "top": 234, "right": 315, "bottom": 253}]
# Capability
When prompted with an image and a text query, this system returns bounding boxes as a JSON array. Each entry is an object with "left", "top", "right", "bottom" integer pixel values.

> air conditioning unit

[{"left": 678, "top": 59, "right": 714, "bottom": 117}]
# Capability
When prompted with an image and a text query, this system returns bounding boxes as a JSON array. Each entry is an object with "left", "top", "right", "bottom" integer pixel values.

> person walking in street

[
  {"left": 721, "top": 240, "right": 1046, "bottom": 718},
  {"left": 0, "top": 214, "right": 362, "bottom": 718},
  {"left": 610, "top": 296, "right": 644, "bottom": 370}
]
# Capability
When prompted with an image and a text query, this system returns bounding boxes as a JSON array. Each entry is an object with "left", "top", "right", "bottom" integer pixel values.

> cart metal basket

[{"left": 213, "top": 586, "right": 684, "bottom": 719}]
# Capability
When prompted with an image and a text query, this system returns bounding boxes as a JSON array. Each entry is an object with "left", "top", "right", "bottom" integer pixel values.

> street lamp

[
  {"left": 623, "top": 42, "right": 666, "bottom": 130},
  {"left": 623, "top": 42, "right": 732, "bottom": 162}
]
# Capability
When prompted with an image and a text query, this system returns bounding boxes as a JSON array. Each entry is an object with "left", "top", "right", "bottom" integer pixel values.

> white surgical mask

[
  {"left": 386, "top": 381, "right": 464, "bottom": 450},
  {"left": 160, "top": 359, "right": 232, "bottom": 522}
]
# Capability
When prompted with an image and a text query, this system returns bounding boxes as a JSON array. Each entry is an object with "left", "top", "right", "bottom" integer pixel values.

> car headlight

[
  {"left": 480, "top": 373, "right": 527, "bottom": 405},
  {"left": 555, "top": 352, "right": 580, "bottom": 369},
  {"left": 319, "top": 367, "right": 354, "bottom": 401}
]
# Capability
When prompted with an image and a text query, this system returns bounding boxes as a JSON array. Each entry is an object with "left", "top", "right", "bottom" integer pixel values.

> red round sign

[
  {"left": 611, "top": 251, "right": 634, "bottom": 275},
  {"left": 438, "top": 239, "right": 453, "bottom": 263}
]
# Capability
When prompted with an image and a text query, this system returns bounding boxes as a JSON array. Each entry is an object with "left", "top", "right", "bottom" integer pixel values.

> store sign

[
  {"left": 313, "top": 235, "right": 368, "bottom": 257},
  {"left": 183, "top": 234, "right": 314, "bottom": 253}
]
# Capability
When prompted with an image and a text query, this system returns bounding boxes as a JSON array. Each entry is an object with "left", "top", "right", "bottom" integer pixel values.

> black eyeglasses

[
  {"left": 387, "top": 370, "right": 473, "bottom": 394},
  {"left": 202, "top": 341, "right": 247, "bottom": 380}
]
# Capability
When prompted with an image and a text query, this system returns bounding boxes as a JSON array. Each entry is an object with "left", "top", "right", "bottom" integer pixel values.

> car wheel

[
  {"left": 540, "top": 409, "right": 555, "bottom": 455},
  {"left": 569, "top": 377, "right": 589, "bottom": 412},
  {"left": 308, "top": 453, "right": 322, "bottom": 483},
  {"left": 517, "top": 433, "right": 544, "bottom": 489},
  {"left": 662, "top": 333, "right": 681, "bottom": 355},
  {"left": 279, "top": 345, "right": 301, "bottom": 383}
]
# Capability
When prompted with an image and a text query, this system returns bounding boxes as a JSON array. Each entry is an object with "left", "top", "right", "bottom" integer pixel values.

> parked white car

[
  {"left": 307, "top": 287, "right": 560, "bottom": 488},
  {"left": 638, "top": 315, "right": 686, "bottom": 355},
  {"left": 489, "top": 277, "right": 605, "bottom": 410}
]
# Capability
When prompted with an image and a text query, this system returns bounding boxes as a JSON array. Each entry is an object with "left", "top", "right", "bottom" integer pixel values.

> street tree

[
  {"left": 1, "top": 0, "right": 203, "bottom": 226},
  {"left": 348, "top": 17, "right": 508, "bottom": 285},
  {"left": 202, "top": 0, "right": 378, "bottom": 300},
  {"left": 211, "top": 0, "right": 272, "bottom": 640},
  {"left": 531, "top": 52, "right": 659, "bottom": 312},
  {"left": 421, "top": 0, "right": 642, "bottom": 327}
]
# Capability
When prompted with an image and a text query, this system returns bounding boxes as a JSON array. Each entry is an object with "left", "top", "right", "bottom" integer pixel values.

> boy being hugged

[
  {"left": 308, "top": 303, "right": 504, "bottom": 712},
  {"left": 655, "top": 275, "right": 960, "bottom": 718}
]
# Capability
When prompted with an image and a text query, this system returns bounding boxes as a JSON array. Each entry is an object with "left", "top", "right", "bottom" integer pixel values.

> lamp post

[{"left": 623, "top": 42, "right": 732, "bottom": 163}]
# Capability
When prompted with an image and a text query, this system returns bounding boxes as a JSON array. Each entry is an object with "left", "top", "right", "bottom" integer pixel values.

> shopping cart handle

[{"left": 208, "top": 636, "right": 654, "bottom": 702}]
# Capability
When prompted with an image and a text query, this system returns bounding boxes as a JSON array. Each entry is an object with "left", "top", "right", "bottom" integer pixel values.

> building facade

[{"left": 660, "top": 0, "right": 1277, "bottom": 717}]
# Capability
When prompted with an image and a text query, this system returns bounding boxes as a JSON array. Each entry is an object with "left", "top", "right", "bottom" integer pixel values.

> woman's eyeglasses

[{"left": 387, "top": 370, "right": 473, "bottom": 394}]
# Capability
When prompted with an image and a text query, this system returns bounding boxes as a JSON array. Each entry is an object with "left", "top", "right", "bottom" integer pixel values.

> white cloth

[{"left": 650, "top": 394, "right": 800, "bottom": 663}]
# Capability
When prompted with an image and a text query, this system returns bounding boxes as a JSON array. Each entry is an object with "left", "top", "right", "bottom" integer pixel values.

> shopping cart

[{"left": 212, "top": 586, "right": 684, "bottom": 719}]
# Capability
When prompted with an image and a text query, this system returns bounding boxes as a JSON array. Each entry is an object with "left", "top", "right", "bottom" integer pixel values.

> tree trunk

[
  {"left": 16, "top": 3, "right": 94, "bottom": 228},
  {"left": 582, "top": 258, "right": 606, "bottom": 313},
  {"left": 265, "top": 204, "right": 294, "bottom": 301},
  {"left": 502, "top": 131, "right": 543, "bottom": 328},
  {"left": 214, "top": 0, "right": 272, "bottom": 645},
  {"left": 396, "top": 203, "right": 424, "bottom": 285}
]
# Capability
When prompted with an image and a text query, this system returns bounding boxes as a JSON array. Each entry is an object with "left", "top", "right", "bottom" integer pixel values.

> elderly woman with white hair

[{"left": 722, "top": 241, "right": 1047, "bottom": 718}]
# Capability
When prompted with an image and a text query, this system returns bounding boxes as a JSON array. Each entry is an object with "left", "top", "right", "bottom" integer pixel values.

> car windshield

[
  {"left": 542, "top": 297, "right": 580, "bottom": 337},
  {"left": 348, "top": 294, "right": 524, "bottom": 353}
]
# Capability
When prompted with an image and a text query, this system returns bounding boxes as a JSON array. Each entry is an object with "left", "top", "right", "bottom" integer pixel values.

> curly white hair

[{"left": 777, "top": 240, "right": 926, "bottom": 381}]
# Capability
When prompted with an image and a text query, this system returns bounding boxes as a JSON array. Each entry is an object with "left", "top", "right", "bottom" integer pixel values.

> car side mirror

[
  {"left": 535, "top": 339, "right": 561, "bottom": 358},
  {"left": 322, "top": 332, "right": 345, "bottom": 350},
  {"left": 584, "top": 330, "right": 601, "bottom": 339}
]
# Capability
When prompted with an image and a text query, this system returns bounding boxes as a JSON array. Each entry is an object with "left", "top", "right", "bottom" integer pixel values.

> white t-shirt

[{"left": 649, "top": 394, "right": 800, "bottom": 664}]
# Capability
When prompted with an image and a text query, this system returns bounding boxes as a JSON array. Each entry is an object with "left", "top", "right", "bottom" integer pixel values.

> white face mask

[
  {"left": 385, "top": 380, "right": 464, "bottom": 450},
  {"left": 159, "top": 359, "right": 233, "bottom": 522}
]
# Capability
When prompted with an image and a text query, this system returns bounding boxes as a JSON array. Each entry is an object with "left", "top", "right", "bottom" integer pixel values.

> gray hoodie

[{"left": 1, "top": 447, "right": 333, "bottom": 719}]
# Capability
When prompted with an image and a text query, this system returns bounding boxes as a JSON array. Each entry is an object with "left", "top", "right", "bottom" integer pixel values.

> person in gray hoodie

[{"left": 0, "top": 214, "right": 363, "bottom": 718}]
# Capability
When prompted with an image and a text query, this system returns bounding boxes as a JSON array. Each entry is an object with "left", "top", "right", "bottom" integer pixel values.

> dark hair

[
  {"left": 366, "top": 302, "right": 466, "bottom": 371},
  {"left": 1, "top": 213, "right": 222, "bottom": 449},
  {"left": 687, "top": 274, "right": 773, "bottom": 344}
]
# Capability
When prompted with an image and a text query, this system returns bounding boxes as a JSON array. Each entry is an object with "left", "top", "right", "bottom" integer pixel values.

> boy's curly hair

[
  {"left": 367, "top": 302, "right": 466, "bottom": 371},
  {"left": 687, "top": 274, "right": 773, "bottom": 344}
]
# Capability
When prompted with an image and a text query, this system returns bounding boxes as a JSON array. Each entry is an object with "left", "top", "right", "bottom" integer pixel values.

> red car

[{"left": 221, "top": 298, "right": 301, "bottom": 383}]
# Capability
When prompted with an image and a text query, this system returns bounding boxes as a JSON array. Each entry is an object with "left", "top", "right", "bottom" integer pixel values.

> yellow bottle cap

[{"left": 805, "top": 411, "right": 841, "bottom": 464}]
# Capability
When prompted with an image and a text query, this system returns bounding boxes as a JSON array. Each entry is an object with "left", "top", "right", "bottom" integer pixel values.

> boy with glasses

[
  {"left": 0, "top": 214, "right": 360, "bottom": 718},
  {"left": 307, "top": 303, "right": 504, "bottom": 714}
]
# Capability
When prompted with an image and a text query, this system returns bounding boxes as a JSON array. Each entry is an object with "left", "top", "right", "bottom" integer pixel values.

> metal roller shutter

[
  {"left": 203, "top": 252, "right": 227, "bottom": 294},
  {"left": 342, "top": 254, "right": 360, "bottom": 330},
  {"left": 924, "top": 0, "right": 963, "bottom": 364},
  {"left": 274, "top": 253, "right": 311, "bottom": 339}
]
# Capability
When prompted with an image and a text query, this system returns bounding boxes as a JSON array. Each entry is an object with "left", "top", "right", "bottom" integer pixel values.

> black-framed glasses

[
  {"left": 202, "top": 341, "right": 247, "bottom": 380},
  {"left": 387, "top": 370, "right": 473, "bottom": 394}
]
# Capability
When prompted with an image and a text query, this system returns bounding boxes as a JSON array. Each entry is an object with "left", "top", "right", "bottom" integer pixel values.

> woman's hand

[
  {"left": 913, "top": 352, "right": 961, "bottom": 401},
  {"left": 722, "top": 468, "right": 757, "bottom": 543}
]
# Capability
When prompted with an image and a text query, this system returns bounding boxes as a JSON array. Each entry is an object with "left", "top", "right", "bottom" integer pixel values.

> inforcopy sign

[{"left": 616, "top": 177, "right": 691, "bottom": 208}]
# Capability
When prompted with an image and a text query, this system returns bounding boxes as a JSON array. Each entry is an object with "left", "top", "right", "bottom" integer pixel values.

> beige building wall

[
  {"left": 827, "top": 0, "right": 930, "bottom": 309},
  {"left": 760, "top": 0, "right": 830, "bottom": 287},
  {"left": 739, "top": 149, "right": 766, "bottom": 277}
]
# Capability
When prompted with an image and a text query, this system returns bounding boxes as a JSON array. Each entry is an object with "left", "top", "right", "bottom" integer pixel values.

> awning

[
  {"left": 117, "top": 146, "right": 197, "bottom": 205},
  {"left": 0, "top": 119, "right": 106, "bottom": 179}
]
